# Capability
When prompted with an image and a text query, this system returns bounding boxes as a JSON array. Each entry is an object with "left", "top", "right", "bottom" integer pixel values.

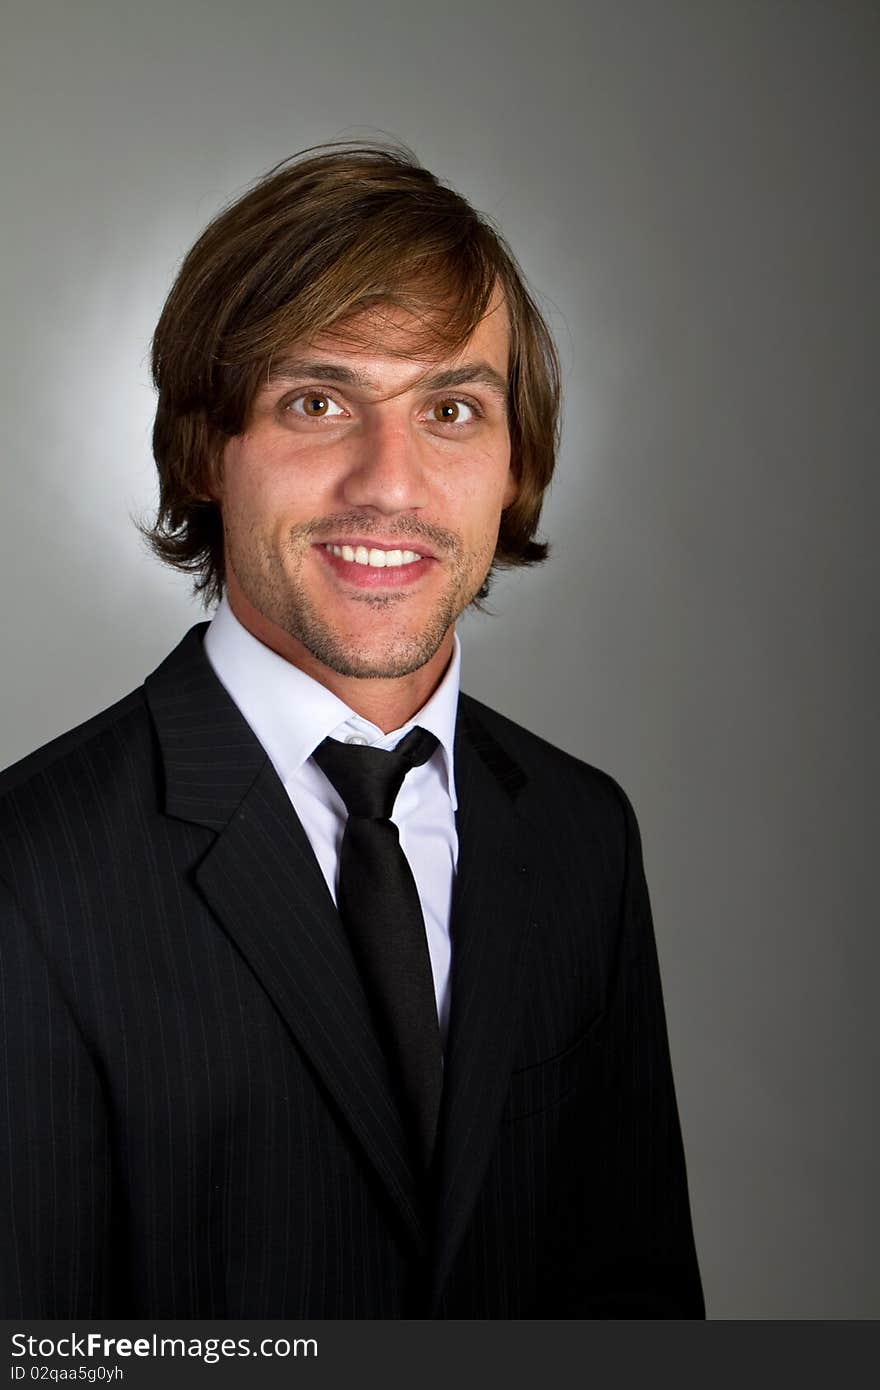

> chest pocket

[{"left": 504, "top": 1010, "right": 609, "bottom": 1122}]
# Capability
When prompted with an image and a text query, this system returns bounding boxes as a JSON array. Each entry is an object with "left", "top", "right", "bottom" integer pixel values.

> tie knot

[{"left": 312, "top": 725, "right": 439, "bottom": 820}]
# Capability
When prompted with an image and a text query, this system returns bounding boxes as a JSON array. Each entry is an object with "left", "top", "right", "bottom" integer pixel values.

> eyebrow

[{"left": 264, "top": 356, "right": 509, "bottom": 403}]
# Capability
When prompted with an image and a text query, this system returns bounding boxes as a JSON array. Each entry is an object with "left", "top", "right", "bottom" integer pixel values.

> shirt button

[{"left": 345, "top": 735, "right": 369, "bottom": 746}]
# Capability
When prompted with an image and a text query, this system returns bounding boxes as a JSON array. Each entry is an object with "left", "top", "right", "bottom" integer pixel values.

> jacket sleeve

[
  {"left": 0, "top": 875, "right": 115, "bottom": 1317},
  {"left": 548, "top": 783, "right": 706, "bottom": 1317}
]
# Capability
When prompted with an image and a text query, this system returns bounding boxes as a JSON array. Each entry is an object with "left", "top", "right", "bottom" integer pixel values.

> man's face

[{"left": 217, "top": 293, "right": 516, "bottom": 683}]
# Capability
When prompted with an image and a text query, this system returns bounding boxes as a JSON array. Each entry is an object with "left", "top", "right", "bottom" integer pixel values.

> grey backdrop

[{"left": 2, "top": 0, "right": 877, "bottom": 1319}]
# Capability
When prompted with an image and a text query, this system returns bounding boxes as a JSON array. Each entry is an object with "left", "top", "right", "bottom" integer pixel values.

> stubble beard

[{"left": 227, "top": 517, "right": 495, "bottom": 680}]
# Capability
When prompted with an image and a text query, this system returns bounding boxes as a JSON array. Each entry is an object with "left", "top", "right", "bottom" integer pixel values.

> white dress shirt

[{"left": 203, "top": 595, "right": 460, "bottom": 1044}]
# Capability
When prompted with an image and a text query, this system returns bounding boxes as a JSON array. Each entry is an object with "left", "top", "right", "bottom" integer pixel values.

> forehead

[{"left": 267, "top": 292, "right": 511, "bottom": 387}]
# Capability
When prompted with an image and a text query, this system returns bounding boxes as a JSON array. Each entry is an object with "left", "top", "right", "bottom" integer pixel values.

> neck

[{"left": 224, "top": 589, "right": 454, "bottom": 733}]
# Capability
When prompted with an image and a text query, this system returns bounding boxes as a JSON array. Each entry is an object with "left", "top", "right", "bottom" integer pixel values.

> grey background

[{"left": 2, "top": 0, "right": 877, "bottom": 1318}]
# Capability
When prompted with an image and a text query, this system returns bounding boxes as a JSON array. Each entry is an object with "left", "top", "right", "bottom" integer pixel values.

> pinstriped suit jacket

[{"left": 0, "top": 624, "right": 704, "bottom": 1317}]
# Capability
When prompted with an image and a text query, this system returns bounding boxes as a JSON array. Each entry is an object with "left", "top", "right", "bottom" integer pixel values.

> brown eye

[
  {"left": 432, "top": 399, "right": 470, "bottom": 422},
  {"left": 287, "top": 392, "right": 344, "bottom": 420}
]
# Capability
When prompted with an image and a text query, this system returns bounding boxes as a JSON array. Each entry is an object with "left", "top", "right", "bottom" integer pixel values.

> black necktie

[{"left": 312, "top": 726, "right": 444, "bottom": 1174}]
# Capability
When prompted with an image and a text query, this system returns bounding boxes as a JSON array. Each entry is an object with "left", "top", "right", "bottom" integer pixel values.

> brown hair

[{"left": 144, "top": 142, "right": 560, "bottom": 605}]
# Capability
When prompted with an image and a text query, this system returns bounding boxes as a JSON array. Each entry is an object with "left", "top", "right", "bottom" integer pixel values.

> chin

[
  {"left": 304, "top": 634, "right": 448, "bottom": 682},
  {"left": 284, "top": 606, "right": 452, "bottom": 680}
]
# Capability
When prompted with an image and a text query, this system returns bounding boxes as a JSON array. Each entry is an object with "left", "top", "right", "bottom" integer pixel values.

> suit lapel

[
  {"left": 144, "top": 625, "right": 427, "bottom": 1254},
  {"left": 429, "top": 695, "right": 539, "bottom": 1310}
]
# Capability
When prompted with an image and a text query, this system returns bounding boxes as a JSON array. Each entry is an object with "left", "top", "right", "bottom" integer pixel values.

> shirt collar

[{"left": 203, "top": 594, "right": 460, "bottom": 810}]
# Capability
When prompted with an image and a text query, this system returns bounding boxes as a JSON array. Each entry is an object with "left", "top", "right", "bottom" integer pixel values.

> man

[{"left": 0, "top": 145, "right": 704, "bottom": 1318}]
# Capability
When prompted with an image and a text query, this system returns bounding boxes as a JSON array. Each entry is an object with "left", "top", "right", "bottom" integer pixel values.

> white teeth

[{"left": 325, "top": 544, "right": 423, "bottom": 568}]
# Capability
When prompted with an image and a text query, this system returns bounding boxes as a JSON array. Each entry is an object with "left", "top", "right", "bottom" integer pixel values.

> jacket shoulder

[
  {"left": 0, "top": 687, "right": 162, "bottom": 893},
  {"left": 458, "top": 690, "right": 635, "bottom": 830},
  {"left": 0, "top": 687, "right": 150, "bottom": 801},
  {"left": 0, "top": 624, "right": 210, "bottom": 812}
]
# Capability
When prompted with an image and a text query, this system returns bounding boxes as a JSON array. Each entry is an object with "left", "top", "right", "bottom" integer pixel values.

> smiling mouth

[
  {"left": 316, "top": 540, "right": 437, "bottom": 592},
  {"left": 322, "top": 543, "right": 424, "bottom": 569}
]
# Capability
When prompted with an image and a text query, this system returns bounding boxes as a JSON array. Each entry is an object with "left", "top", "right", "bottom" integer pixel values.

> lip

[
  {"left": 315, "top": 542, "right": 437, "bottom": 589},
  {"left": 315, "top": 537, "right": 440, "bottom": 561}
]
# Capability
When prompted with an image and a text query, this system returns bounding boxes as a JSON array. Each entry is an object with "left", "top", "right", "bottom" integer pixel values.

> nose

[{"left": 340, "top": 411, "right": 429, "bottom": 514}]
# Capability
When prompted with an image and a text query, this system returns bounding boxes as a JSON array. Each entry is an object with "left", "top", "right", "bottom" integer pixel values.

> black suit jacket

[{"left": 0, "top": 624, "right": 704, "bottom": 1317}]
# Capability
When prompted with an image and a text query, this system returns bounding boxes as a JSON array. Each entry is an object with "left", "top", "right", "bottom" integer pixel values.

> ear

[
  {"left": 197, "top": 443, "right": 228, "bottom": 503},
  {"left": 502, "top": 467, "right": 518, "bottom": 509}
]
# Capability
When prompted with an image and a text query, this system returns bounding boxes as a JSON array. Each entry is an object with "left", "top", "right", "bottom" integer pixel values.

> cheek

[
  {"left": 222, "top": 442, "right": 323, "bottom": 526},
  {"left": 450, "top": 454, "right": 514, "bottom": 534}
]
